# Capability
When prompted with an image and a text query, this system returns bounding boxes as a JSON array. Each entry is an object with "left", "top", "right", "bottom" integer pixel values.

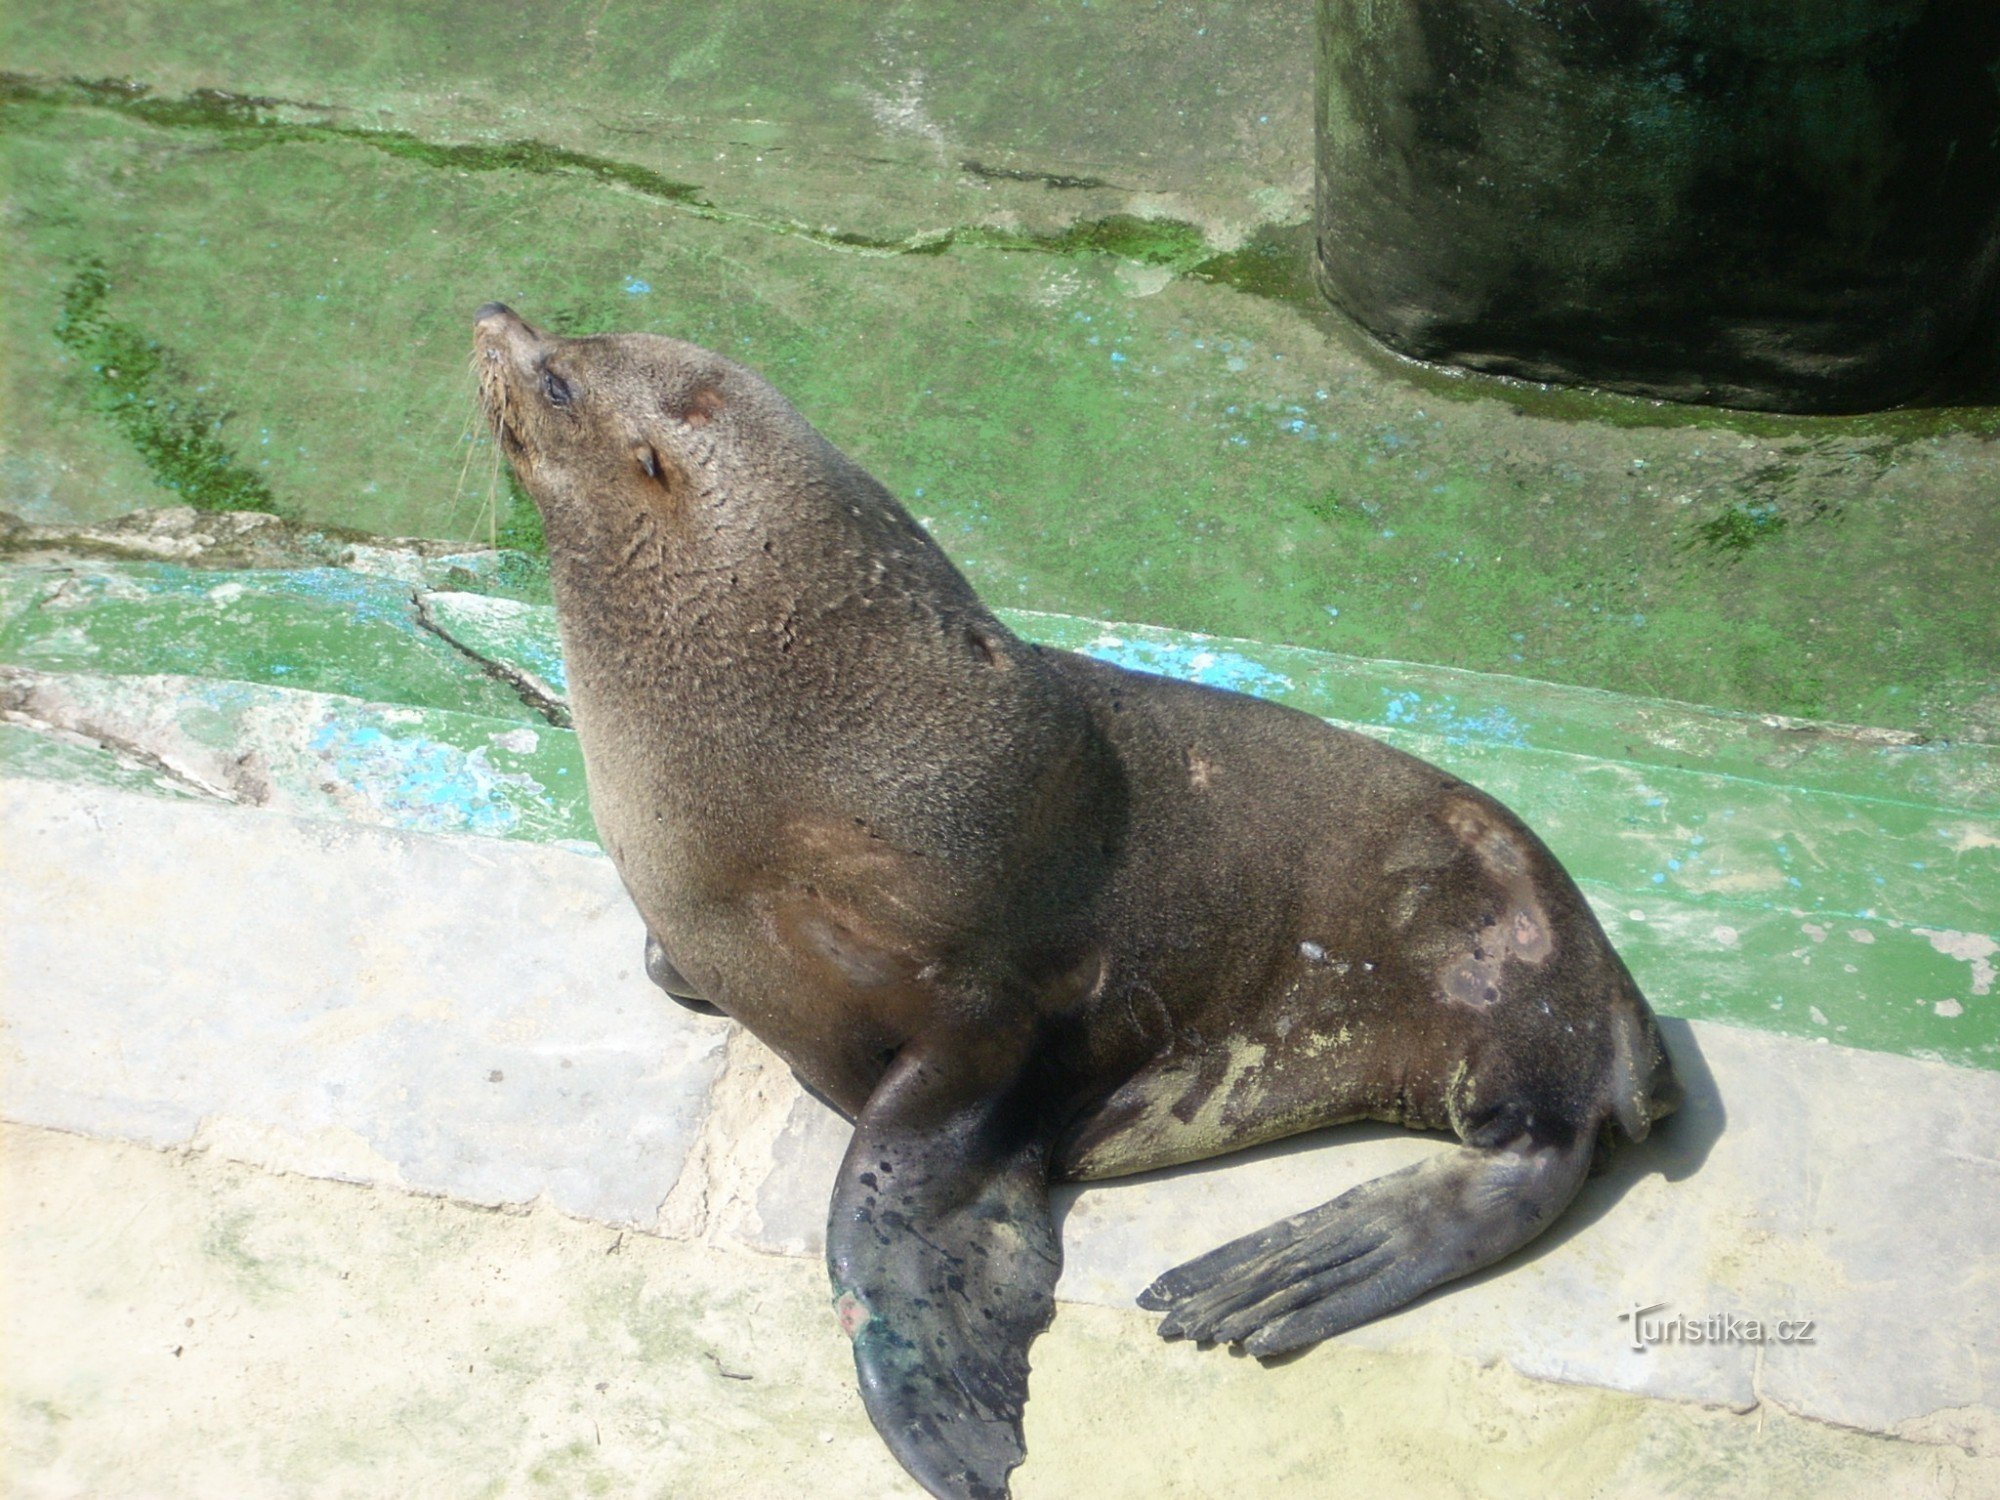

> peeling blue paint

[{"left": 307, "top": 721, "right": 531, "bottom": 837}]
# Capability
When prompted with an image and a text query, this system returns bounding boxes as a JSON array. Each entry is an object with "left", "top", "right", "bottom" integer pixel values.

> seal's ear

[{"left": 664, "top": 384, "right": 727, "bottom": 427}]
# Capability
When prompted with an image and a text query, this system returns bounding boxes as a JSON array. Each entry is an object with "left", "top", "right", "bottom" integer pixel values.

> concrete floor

[
  {"left": 3, "top": 5, "right": 1999, "bottom": 1497},
  {"left": 12, "top": 1123, "right": 1993, "bottom": 1500},
  {"left": 8, "top": 776, "right": 1999, "bottom": 1498}
]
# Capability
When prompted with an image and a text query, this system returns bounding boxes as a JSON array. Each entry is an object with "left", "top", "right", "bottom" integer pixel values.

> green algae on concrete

[
  {"left": 1010, "top": 610, "right": 2000, "bottom": 814},
  {"left": 0, "top": 0, "right": 1318, "bottom": 248},
  {"left": 5, "top": 544, "right": 1990, "bottom": 1070},
  {"left": 1, "top": 665, "right": 593, "bottom": 845},
  {"left": 3, "top": 88, "right": 1998, "bottom": 739},
  {"left": 0, "top": 561, "right": 540, "bottom": 722},
  {"left": 51, "top": 257, "right": 281, "bottom": 516},
  {"left": 0, "top": 716, "right": 207, "bottom": 801}
]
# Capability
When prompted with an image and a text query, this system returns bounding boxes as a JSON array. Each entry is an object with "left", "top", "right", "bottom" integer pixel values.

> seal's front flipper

[
  {"left": 643, "top": 932, "right": 723, "bottom": 1016},
  {"left": 1139, "top": 1116, "right": 1593, "bottom": 1359},
  {"left": 826, "top": 1044, "right": 1058, "bottom": 1500}
]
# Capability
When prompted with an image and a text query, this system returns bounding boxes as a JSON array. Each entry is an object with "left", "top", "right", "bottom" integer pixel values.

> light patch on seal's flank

[
  {"left": 1079, "top": 1041, "right": 1279, "bottom": 1173},
  {"left": 1438, "top": 799, "right": 1551, "bottom": 1009},
  {"left": 1300, "top": 1023, "right": 1355, "bottom": 1057},
  {"left": 834, "top": 1290, "right": 873, "bottom": 1338}
]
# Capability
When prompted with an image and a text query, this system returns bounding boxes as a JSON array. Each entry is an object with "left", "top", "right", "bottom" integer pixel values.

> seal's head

[{"left": 472, "top": 301, "right": 794, "bottom": 532}]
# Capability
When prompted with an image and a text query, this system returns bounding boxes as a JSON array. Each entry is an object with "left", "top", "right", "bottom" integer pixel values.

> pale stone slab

[{"left": 0, "top": 777, "right": 721, "bottom": 1225}]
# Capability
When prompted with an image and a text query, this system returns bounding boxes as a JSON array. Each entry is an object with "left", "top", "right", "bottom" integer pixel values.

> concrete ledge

[{"left": 5, "top": 777, "right": 1996, "bottom": 1455}]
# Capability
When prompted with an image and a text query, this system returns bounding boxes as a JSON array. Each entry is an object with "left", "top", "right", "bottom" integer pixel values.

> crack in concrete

[
  {"left": 411, "top": 591, "right": 572, "bottom": 728},
  {"left": 655, "top": 1025, "right": 814, "bottom": 1247},
  {"left": 0, "top": 72, "right": 1219, "bottom": 269},
  {"left": 0, "top": 665, "right": 248, "bottom": 802},
  {"left": 960, "top": 158, "right": 1118, "bottom": 192}
]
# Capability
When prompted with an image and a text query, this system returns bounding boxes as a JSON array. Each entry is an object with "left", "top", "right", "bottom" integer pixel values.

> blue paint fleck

[
  {"left": 1080, "top": 638, "right": 1293, "bottom": 698},
  {"left": 1377, "top": 690, "right": 1532, "bottom": 749},
  {"left": 624, "top": 277, "right": 652, "bottom": 295}
]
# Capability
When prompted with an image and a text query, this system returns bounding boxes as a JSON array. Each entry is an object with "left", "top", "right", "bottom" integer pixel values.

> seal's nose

[{"left": 474, "top": 301, "right": 515, "bottom": 324}]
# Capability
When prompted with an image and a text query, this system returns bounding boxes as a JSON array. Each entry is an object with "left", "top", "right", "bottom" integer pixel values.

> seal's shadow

[{"left": 1051, "top": 1016, "right": 1723, "bottom": 1362}]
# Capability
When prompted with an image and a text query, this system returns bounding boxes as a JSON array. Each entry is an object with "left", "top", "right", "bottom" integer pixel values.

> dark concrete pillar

[{"left": 1314, "top": 0, "right": 2000, "bottom": 412}]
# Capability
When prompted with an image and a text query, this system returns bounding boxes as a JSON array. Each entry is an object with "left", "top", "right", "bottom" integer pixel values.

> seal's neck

[{"left": 539, "top": 458, "right": 1026, "bottom": 786}]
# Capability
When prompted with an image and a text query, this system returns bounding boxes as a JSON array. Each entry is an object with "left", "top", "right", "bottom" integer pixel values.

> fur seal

[{"left": 472, "top": 303, "right": 1681, "bottom": 1500}]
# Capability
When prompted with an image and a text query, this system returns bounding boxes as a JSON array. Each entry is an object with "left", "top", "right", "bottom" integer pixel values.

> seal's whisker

[
  {"left": 484, "top": 433, "right": 505, "bottom": 548},
  {"left": 444, "top": 394, "right": 485, "bottom": 541},
  {"left": 443, "top": 360, "right": 500, "bottom": 543}
]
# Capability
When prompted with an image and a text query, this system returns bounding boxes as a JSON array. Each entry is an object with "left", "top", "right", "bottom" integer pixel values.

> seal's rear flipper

[
  {"left": 1138, "top": 1118, "right": 1594, "bottom": 1359},
  {"left": 827, "top": 1045, "right": 1059, "bottom": 1500}
]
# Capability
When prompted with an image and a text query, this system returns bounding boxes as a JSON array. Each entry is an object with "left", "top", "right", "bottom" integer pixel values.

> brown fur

[
  {"left": 474, "top": 305, "right": 1675, "bottom": 1160},
  {"left": 474, "top": 303, "right": 1680, "bottom": 1498}
]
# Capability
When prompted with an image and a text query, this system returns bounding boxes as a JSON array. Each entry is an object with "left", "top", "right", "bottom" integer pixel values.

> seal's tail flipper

[
  {"left": 827, "top": 1045, "right": 1059, "bottom": 1500},
  {"left": 1137, "top": 1120, "right": 1594, "bottom": 1358}
]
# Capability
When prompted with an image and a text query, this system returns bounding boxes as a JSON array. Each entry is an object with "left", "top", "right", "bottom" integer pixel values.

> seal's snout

[
  {"left": 472, "top": 303, "right": 539, "bottom": 456},
  {"left": 473, "top": 303, "right": 541, "bottom": 358}
]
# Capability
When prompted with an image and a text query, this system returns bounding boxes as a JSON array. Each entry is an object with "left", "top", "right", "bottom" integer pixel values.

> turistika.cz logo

[{"left": 1617, "top": 1302, "right": 1818, "bottom": 1352}]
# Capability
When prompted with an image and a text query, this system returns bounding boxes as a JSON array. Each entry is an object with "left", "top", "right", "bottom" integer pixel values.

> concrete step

[{"left": 4, "top": 550, "right": 1993, "bottom": 1070}]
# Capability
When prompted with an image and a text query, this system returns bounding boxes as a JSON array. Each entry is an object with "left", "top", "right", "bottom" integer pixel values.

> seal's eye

[{"left": 542, "top": 368, "right": 573, "bottom": 408}]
